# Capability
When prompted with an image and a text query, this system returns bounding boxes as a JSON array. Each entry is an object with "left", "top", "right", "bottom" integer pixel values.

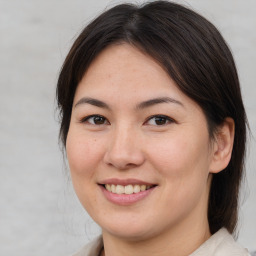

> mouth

[
  {"left": 98, "top": 179, "right": 157, "bottom": 205},
  {"left": 103, "top": 184, "right": 155, "bottom": 195}
]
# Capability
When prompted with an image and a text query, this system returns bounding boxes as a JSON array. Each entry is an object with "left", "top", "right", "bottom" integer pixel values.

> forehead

[
  {"left": 74, "top": 43, "right": 186, "bottom": 103},
  {"left": 72, "top": 43, "right": 208, "bottom": 133},
  {"left": 83, "top": 44, "right": 168, "bottom": 83}
]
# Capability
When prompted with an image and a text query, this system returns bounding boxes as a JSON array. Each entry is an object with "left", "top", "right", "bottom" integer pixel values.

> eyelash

[
  {"left": 144, "top": 115, "right": 175, "bottom": 126},
  {"left": 79, "top": 115, "right": 109, "bottom": 125},
  {"left": 79, "top": 114, "right": 175, "bottom": 126}
]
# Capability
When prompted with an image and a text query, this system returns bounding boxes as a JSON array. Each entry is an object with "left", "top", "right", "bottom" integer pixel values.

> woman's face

[{"left": 66, "top": 44, "right": 216, "bottom": 241}]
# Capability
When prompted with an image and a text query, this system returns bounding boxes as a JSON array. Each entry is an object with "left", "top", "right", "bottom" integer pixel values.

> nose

[{"left": 103, "top": 125, "right": 145, "bottom": 170}]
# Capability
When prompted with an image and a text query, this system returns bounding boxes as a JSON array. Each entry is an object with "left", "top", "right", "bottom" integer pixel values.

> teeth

[
  {"left": 104, "top": 184, "right": 153, "bottom": 194},
  {"left": 133, "top": 185, "right": 141, "bottom": 193},
  {"left": 116, "top": 185, "right": 124, "bottom": 194},
  {"left": 140, "top": 185, "right": 146, "bottom": 191},
  {"left": 106, "top": 184, "right": 111, "bottom": 192},
  {"left": 124, "top": 185, "right": 133, "bottom": 194},
  {"left": 111, "top": 184, "right": 116, "bottom": 193}
]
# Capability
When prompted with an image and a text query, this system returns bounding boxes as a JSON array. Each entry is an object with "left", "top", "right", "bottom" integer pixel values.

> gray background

[{"left": 0, "top": 0, "right": 255, "bottom": 255}]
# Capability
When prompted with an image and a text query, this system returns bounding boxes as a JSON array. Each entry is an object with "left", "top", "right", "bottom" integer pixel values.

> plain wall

[{"left": 0, "top": 1, "right": 255, "bottom": 255}]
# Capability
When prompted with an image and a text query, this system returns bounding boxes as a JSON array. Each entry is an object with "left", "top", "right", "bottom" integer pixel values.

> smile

[
  {"left": 104, "top": 184, "right": 154, "bottom": 195},
  {"left": 99, "top": 179, "right": 157, "bottom": 205}
]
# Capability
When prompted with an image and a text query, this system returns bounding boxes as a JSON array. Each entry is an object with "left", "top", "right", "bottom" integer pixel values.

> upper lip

[{"left": 98, "top": 178, "right": 156, "bottom": 186}]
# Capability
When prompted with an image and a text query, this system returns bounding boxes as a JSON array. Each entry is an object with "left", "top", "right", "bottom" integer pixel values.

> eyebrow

[
  {"left": 136, "top": 97, "right": 184, "bottom": 110},
  {"left": 74, "top": 96, "right": 184, "bottom": 110},
  {"left": 74, "top": 97, "right": 110, "bottom": 109}
]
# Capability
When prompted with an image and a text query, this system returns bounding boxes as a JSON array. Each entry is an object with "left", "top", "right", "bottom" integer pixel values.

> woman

[{"left": 56, "top": 1, "right": 250, "bottom": 255}]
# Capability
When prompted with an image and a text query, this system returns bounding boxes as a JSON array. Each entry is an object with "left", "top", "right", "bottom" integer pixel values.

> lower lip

[{"left": 100, "top": 185, "right": 156, "bottom": 206}]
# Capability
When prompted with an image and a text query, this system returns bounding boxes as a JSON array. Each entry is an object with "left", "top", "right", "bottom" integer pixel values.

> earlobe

[{"left": 210, "top": 117, "right": 235, "bottom": 174}]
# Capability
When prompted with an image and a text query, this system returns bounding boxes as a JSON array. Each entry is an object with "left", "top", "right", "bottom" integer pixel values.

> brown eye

[
  {"left": 82, "top": 115, "right": 108, "bottom": 125},
  {"left": 146, "top": 115, "right": 174, "bottom": 126},
  {"left": 154, "top": 116, "right": 168, "bottom": 125},
  {"left": 92, "top": 116, "right": 106, "bottom": 125}
]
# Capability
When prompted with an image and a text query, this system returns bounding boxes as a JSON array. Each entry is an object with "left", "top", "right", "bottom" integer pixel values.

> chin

[
  {"left": 103, "top": 226, "right": 155, "bottom": 241},
  {"left": 98, "top": 213, "right": 165, "bottom": 242}
]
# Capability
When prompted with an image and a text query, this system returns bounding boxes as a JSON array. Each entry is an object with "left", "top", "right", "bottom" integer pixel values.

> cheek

[
  {"left": 148, "top": 131, "right": 212, "bottom": 220},
  {"left": 66, "top": 132, "right": 104, "bottom": 178},
  {"left": 148, "top": 129, "right": 211, "bottom": 178},
  {"left": 65, "top": 131, "right": 106, "bottom": 210}
]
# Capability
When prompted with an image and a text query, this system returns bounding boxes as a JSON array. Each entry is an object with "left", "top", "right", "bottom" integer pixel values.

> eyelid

[
  {"left": 79, "top": 114, "right": 110, "bottom": 125},
  {"left": 144, "top": 115, "right": 175, "bottom": 125}
]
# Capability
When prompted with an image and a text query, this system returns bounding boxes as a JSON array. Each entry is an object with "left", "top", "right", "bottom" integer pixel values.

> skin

[{"left": 66, "top": 43, "right": 234, "bottom": 256}]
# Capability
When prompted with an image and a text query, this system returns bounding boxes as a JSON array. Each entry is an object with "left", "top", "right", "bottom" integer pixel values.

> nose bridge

[
  {"left": 113, "top": 123, "right": 132, "bottom": 149},
  {"left": 104, "top": 122, "right": 144, "bottom": 169}
]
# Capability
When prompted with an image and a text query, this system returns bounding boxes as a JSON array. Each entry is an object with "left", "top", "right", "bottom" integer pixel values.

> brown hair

[{"left": 56, "top": 1, "right": 248, "bottom": 234}]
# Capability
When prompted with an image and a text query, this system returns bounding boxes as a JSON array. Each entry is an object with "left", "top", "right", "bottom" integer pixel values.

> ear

[{"left": 209, "top": 117, "right": 235, "bottom": 174}]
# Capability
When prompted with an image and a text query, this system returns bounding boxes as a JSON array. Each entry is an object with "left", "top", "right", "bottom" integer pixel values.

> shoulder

[
  {"left": 71, "top": 236, "right": 103, "bottom": 256},
  {"left": 190, "top": 228, "right": 250, "bottom": 256},
  {"left": 70, "top": 230, "right": 251, "bottom": 256}
]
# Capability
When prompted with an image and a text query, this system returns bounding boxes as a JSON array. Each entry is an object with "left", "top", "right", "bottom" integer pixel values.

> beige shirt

[{"left": 72, "top": 228, "right": 250, "bottom": 256}]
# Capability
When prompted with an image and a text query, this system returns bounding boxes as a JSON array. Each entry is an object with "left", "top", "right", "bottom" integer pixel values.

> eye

[
  {"left": 145, "top": 115, "right": 174, "bottom": 126},
  {"left": 80, "top": 115, "right": 109, "bottom": 125}
]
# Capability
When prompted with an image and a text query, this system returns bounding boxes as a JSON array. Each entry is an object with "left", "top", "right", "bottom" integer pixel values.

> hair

[{"left": 56, "top": 0, "right": 247, "bottom": 235}]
